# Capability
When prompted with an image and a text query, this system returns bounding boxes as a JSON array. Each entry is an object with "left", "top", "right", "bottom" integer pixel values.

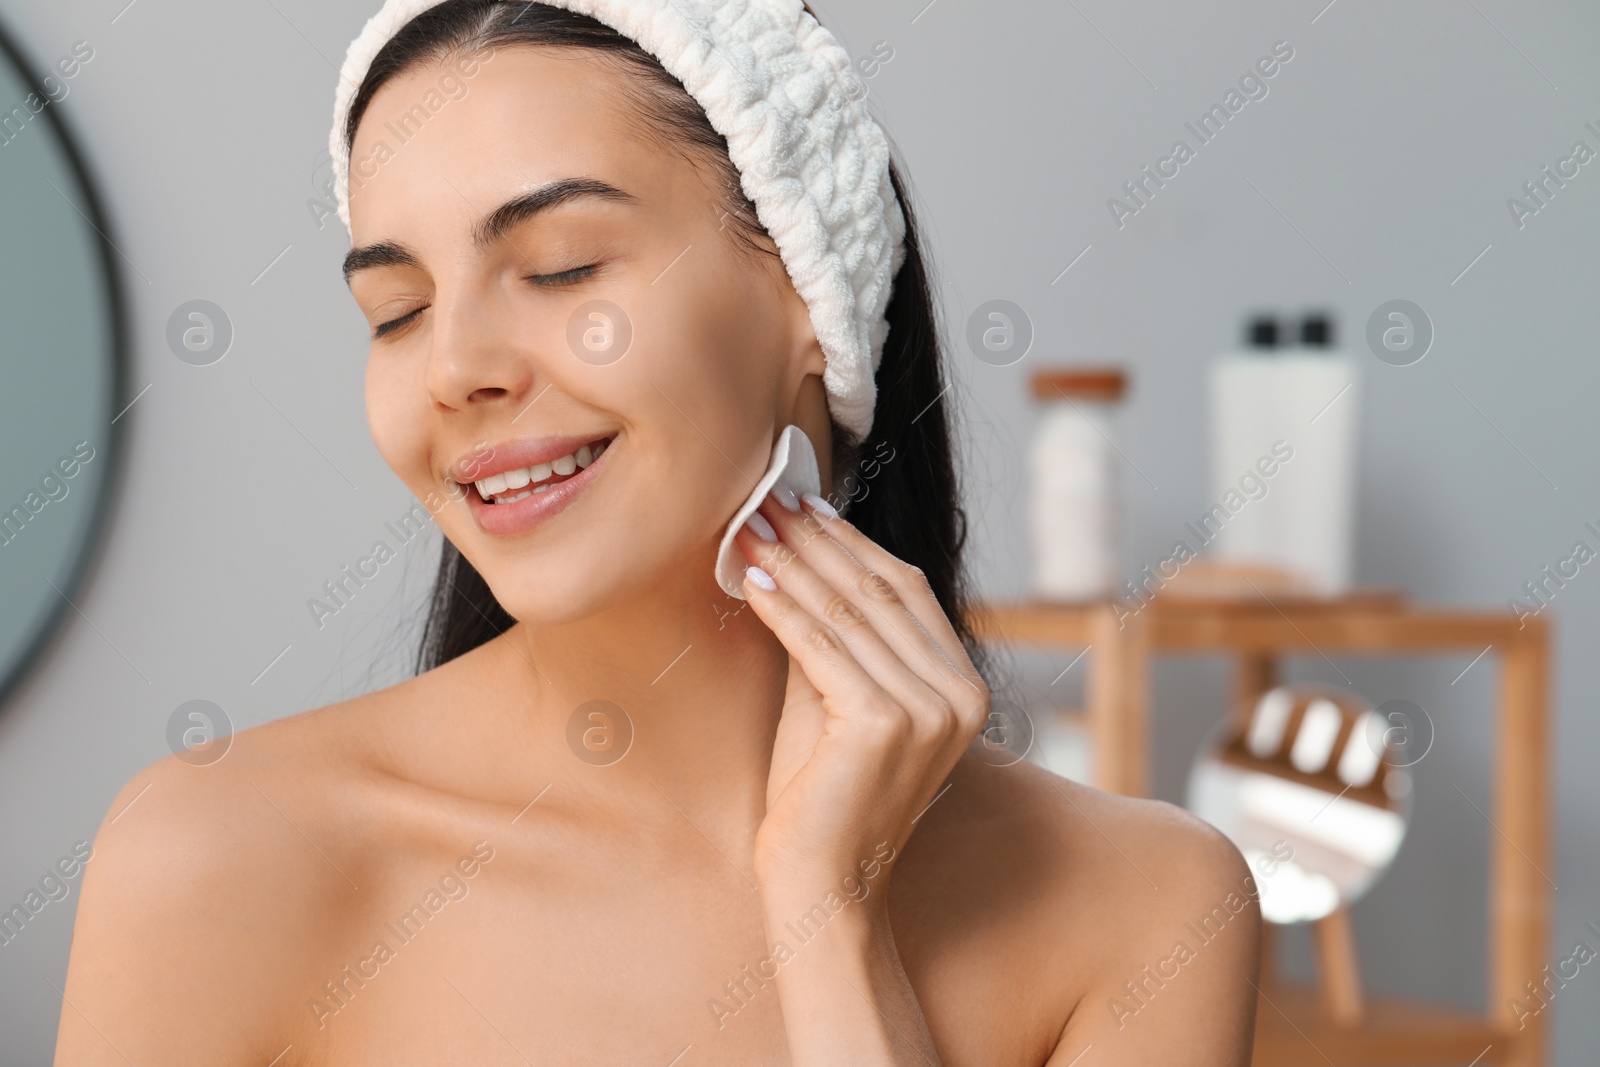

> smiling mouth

[{"left": 469, "top": 435, "right": 614, "bottom": 505}]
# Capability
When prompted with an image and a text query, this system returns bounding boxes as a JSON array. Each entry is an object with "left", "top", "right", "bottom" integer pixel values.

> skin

[{"left": 54, "top": 46, "right": 1260, "bottom": 1066}]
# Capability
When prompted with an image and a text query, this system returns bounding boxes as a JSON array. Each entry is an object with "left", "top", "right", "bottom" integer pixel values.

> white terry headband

[{"left": 328, "top": 0, "right": 907, "bottom": 444}]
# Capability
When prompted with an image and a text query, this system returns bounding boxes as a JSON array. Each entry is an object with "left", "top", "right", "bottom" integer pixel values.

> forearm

[{"left": 760, "top": 887, "right": 940, "bottom": 1065}]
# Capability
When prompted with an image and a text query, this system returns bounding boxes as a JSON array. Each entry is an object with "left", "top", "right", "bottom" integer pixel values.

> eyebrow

[{"left": 342, "top": 177, "right": 638, "bottom": 283}]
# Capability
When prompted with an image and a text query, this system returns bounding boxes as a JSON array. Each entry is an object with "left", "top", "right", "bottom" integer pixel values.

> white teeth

[{"left": 474, "top": 437, "right": 610, "bottom": 501}]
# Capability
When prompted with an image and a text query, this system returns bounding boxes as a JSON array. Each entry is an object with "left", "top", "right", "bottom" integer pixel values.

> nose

[{"left": 423, "top": 283, "right": 541, "bottom": 413}]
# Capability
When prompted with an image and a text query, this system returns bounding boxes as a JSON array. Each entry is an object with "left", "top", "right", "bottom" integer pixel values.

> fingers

[
  {"left": 738, "top": 492, "right": 989, "bottom": 738},
  {"left": 757, "top": 492, "right": 987, "bottom": 721},
  {"left": 796, "top": 495, "right": 976, "bottom": 683},
  {"left": 738, "top": 522, "right": 959, "bottom": 735},
  {"left": 750, "top": 497, "right": 959, "bottom": 705}
]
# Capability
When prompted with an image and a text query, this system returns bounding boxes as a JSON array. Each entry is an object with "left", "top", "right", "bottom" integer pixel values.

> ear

[
  {"left": 777, "top": 274, "right": 827, "bottom": 382},
  {"left": 775, "top": 278, "right": 833, "bottom": 490}
]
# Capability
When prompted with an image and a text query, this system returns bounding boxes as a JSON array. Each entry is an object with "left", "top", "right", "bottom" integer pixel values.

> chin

[
  {"left": 481, "top": 566, "right": 616, "bottom": 627},
  {"left": 479, "top": 522, "right": 731, "bottom": 629}
]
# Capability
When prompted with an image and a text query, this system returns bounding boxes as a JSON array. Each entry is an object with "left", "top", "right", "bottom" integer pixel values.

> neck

[{"left": 498, "top": 561, "right": 788, "bottom": 832}]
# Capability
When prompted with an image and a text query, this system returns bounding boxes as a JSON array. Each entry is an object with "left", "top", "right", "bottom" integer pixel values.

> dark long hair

[{"left": 344, "top": 1, "right": 991, "bottom": 689}]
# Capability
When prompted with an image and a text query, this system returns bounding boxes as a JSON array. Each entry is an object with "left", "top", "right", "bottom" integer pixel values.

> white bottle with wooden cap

[{"left": 1029, "top": 368, "right": 1127, "bottom": 601}]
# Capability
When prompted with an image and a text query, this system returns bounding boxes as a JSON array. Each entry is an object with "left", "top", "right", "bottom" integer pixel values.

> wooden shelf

[
  {"left": 1254, "top": 983, "right": 1511, "bottom": 1066},
  {"left": 970, "top": 594, "right": 1536, "bottom": 654},
  {"left": 966, "top": 591, "right": 1553, "bottom": 1067}
]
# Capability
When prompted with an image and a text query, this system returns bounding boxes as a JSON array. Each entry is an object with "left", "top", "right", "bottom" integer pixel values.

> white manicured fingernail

[
  {"left": 744, "top": 512, "right": 777, "bottom": 542},
  {"left": 746, "top": 565, "right": 777, "bottom": 591},
  {"left": 771, "top": 481, "right": 800, "bottom": 511},
  {"left": 801, "top": 492, "right": 838, "bottom": 519}
]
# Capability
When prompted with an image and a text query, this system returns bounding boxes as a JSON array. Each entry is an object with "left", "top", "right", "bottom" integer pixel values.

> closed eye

[
  {"left": 373, "top": 306, "right": 425, "bottom": 340},
  {"left": 526, "top": 264, "right": 599, "bottom": 287},
  {"left": 370, "top": 265, "right": 601, "bottom": 340}
]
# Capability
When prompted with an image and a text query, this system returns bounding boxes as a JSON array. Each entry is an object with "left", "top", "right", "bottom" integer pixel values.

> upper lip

[{"left": 447, "top": 431, "right": 616, "bottom": 485}]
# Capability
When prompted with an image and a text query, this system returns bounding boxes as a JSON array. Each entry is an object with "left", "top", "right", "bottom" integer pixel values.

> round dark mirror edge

[{"left": 0, "top": 15, "right": 130, "bottom": 713}]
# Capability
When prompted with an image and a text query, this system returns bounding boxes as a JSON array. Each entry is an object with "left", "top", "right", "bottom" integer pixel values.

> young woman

[{"left": 56, "top": 2, "right": 1260, "bottom": 1063}]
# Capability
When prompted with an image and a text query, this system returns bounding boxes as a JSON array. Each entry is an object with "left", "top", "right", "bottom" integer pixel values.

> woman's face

[{"left": 345, "top": 46, "right": 830, "bottom": 624}]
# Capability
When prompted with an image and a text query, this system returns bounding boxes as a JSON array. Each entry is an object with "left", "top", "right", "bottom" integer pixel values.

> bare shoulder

[
  {"left": 991, "top": 756, "right": 1257, "bottom": 898},
  {"left": 54, "top": 681, "right": 424, "bottom": 1065},
  {"left": 903, "top": 757, "right": 1261, "bottom": 1066}
]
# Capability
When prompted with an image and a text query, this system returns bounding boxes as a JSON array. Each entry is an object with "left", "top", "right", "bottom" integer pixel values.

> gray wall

[{"left": 1, "top": 0, "right": 1596, "bottom": 1062}]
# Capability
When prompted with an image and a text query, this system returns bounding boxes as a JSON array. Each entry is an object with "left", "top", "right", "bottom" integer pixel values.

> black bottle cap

[
  {"left": 1300, "top": 313, "right": 1334, "bottom": 347},
  {"left": 1246, "top": 315, "right": 1279, "bottom": 349}
]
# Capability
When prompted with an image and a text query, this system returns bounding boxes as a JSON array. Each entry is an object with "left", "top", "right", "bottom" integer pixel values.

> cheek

[
  {"left": 625, "top": 274, "right": 785, "bottom": 495},
  {"left": 365, "top": 356, "right": 433, "bottom": 493},
  {"left": 636, "top": 251, "right": 788, "bottom": 421}
]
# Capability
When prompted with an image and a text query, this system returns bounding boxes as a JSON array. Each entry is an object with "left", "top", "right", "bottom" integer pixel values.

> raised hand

[{"left": 733, "top": 487, "right": 991, "bottom": 1064}]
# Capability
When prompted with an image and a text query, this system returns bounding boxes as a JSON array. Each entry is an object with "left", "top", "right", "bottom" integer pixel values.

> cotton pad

[{"left": 714, "top": 424, "right": 821, "bottom": 599}]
